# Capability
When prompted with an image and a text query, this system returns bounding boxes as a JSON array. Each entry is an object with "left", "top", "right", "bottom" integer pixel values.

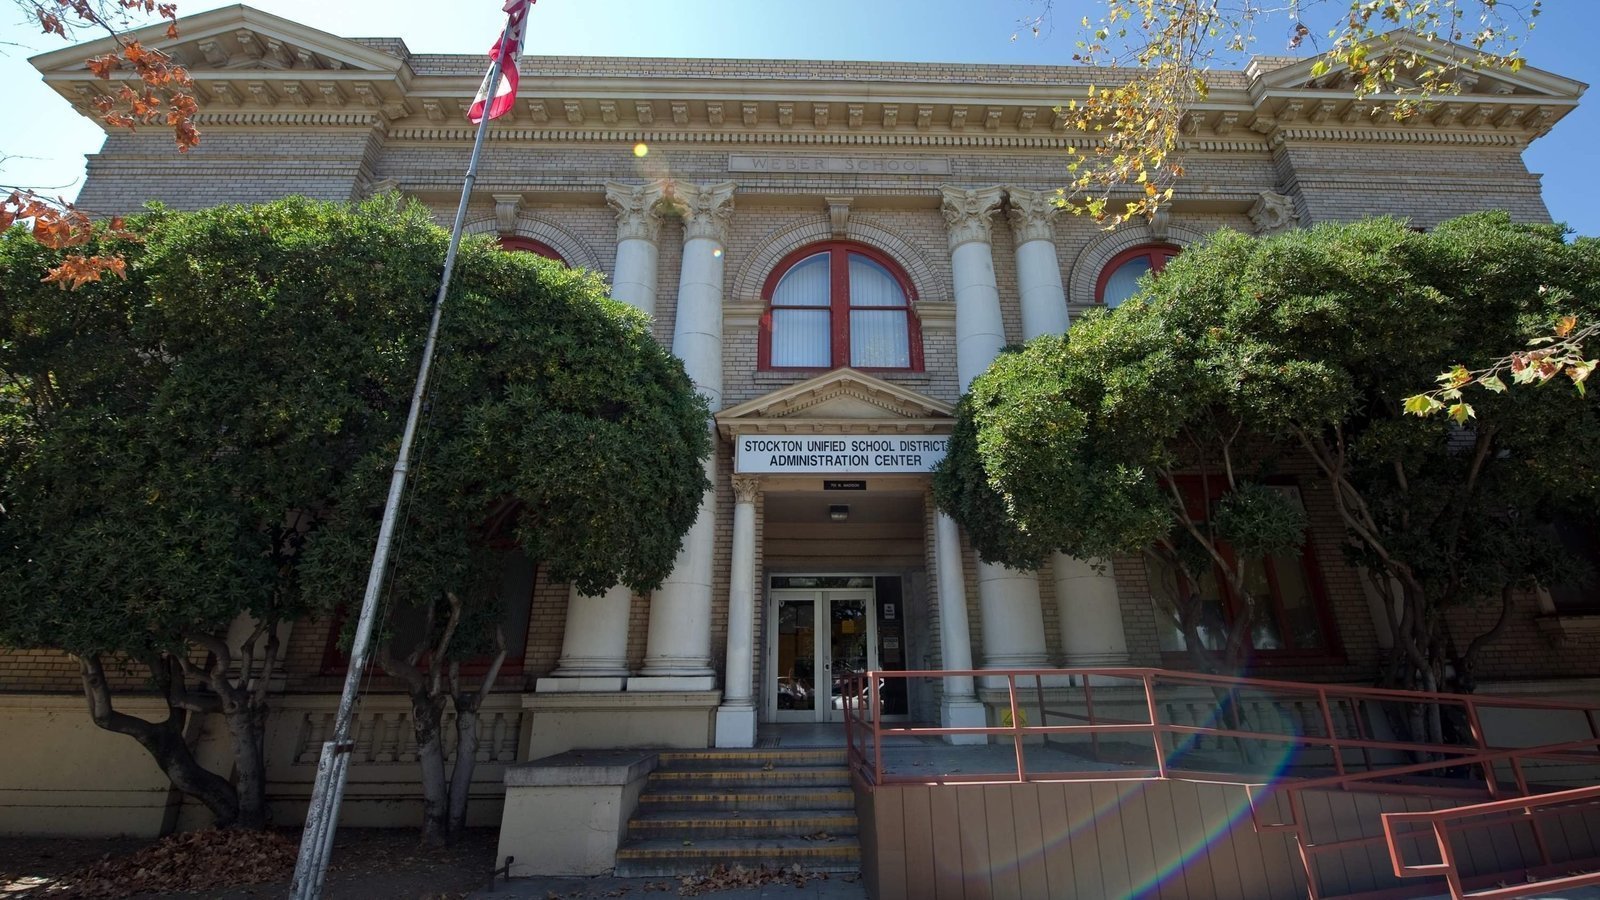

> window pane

[
  {"left": 771, "top": 309, "right": 830, "bottom": 367},
  {"left": 848, "top": 255, "right": 906, "bottom": 307},
  {"left": 1146, "top": 554, "right": 1226, "bottom": 652},
  {"left": 1271, "top": 554, "right": 1325, "bottom": 649},
  {"left": 1102, "top": 255, "right": 1153, "bottom": 308},
  {"left": 773, "top": 252, "right": 831, "bottom": 307},
  {"left": 850, "top": 310, "right": 910, "bottom": 368},
  {"left": 1241, "top": 559, "right": 1286, "bottom": 650}
]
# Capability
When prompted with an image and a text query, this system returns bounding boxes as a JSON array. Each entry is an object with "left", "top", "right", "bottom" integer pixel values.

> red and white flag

[{"left": 467, "top": 0, "right": 534, "bottom": 124}]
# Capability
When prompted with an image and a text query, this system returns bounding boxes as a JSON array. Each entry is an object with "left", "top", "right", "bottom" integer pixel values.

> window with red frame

[
  {"left": 320, "top": 550, "right": 535, "bottom": 676},
  {"left": 1097, "top": 243, "right": 1180, "bottom": 308},
  {"left": 500, "top": 236, "right": 566, "bottom": 264},
  {"left": 1144, "top": 481, "right": 1340, "bottom": 661},
  {"left": 759, "top": 242, "right": 923, "bottom": 371}
]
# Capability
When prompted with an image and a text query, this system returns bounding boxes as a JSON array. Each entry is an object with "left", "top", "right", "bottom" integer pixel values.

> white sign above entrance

[{"left": 735, "top": 435, "right": 949, "bottom": 474}]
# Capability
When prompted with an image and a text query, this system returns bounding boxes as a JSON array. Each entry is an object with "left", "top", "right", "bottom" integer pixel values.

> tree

[
  {"left": 1020, "top": 0, "right": 1540, "bottom": 225},
  {"left": 935, "top": 213, "right": 1600, "bottom": 739},
  {"left": 5, "top": 0, "right": 197, "bottom": 286},
  {"left": 298, "top": 243, "right": 711, "bottom": 847},
  {"left": 0, "top": 195, "right": 708, "bottom": 835},
  {"left": 0, "top": 196, "right": 454, "bottom": 826}
]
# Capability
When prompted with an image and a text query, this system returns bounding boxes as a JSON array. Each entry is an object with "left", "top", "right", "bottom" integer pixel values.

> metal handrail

[
  {"left": 1381, "top": 783, "right": 1600, "bottom": 899},
  {"left": 840, "top": 666, "right": 1600, "bottom": 899}
]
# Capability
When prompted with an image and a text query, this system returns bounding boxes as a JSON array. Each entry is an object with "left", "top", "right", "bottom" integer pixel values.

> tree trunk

[
  {"left": 78, "top": 655, "right": 240, "bottom": 828},
  {"left": 223, "top": 702, "right": 270, "bottom": 829},
  {"left": 410, "top": 690, "right": 450, "bottom": 848},
  {"left": 446, "top": 701, "right": 479, "bottom": 835}
]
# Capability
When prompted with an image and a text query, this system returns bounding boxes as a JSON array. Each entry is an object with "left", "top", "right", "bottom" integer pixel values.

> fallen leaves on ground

[
  {"left": 676, "top": 863, "right": 828, "bottom": 896},
  {"left": 43, "top": 828, "right": 297, "bottom": 897}
]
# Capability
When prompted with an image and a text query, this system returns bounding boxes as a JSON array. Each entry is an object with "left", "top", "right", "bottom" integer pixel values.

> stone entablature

[{"left": 33, "top": 7, "right": 1583, "bottom": 149}]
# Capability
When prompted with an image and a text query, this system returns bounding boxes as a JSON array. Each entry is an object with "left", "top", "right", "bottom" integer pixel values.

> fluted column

[
  {"left": 632, "top": 181, "right": 735, "bottom": 691},
  {"left": 715, "top": 475, "right": 760, "bottom": 746},
  {"left": 940, "top": 185, "right": 1052, "bottom": 676},
  {"left": 1006, "top": 188, "right": 1132, "bottom": 670},
  {"left": 604, "top": 180, "right": 667, "bottom": 317}
]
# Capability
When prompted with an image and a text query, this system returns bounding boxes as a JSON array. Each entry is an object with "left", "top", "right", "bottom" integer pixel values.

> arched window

[
  {"left": 1096, "top": 243, "right": 1179, "bottom": 308},
  {"left": 759, "top": 242, "right": 922, "bottom": 371},
  {"left": 499, "top": 235, "right": 566, "bottom": 264}
]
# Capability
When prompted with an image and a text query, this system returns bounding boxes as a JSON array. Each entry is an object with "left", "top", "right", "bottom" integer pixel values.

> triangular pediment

[
  {"left": 1255, "top": 31, "right": 1585, "bottom": 99},
  {"left": 31, "top": 5, "right": 407, "bottom": 77},
  {"left": 717, "top": 368, "right": 954, "bottom": 437}
]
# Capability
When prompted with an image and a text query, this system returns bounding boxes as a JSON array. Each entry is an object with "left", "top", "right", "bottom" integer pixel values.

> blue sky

[{"left": 3, "top": 0, "right": 1596, "bottom": 234}]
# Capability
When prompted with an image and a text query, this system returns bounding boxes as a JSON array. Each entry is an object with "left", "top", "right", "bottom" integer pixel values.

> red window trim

[
  {"left": 1155, "top": 475, "right": 1346, "bottom": 666},
  {"left": 499, "top": 236, "right": 566, "bottom": 264},
  {"left": 1095, "top": 243, "right": 1180, "bottom": 306},
  {"left": 757, "top": 241, "right": 924, "bottom": 372}
]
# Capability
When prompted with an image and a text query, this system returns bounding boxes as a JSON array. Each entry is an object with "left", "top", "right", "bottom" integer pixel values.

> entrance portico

[{"left": 713, "top": 368, "right": 974, "bottom": 746}]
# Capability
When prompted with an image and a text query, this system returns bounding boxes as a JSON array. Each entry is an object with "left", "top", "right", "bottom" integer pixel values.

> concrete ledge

[
  {"left": 505, "top": 750, "right": 657, "bottom": 787},
  {"left": 497, "top": 750, "right": 659, "bottom": 877}
]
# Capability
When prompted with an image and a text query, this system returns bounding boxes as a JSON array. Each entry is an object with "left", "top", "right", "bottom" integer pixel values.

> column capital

[
  {"left": 1004, "top": 186, "right": 1063, "bottom": 244},
  {"left": 605, "top": 180, "right": 668, "bottom": 243},
  {"left": 665, "top": 180, "right": 737, "bottom": 244},
  {"left": 939, "top": 185, "right": 1004, "bottom": 251},
  {"left": 730, "top": 474, "right": 761, "bottom": 505}
]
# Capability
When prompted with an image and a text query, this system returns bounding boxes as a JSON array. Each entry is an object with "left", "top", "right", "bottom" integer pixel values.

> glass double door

[{"left": 772, "top": 589, "right": 876, "bottom": 723}]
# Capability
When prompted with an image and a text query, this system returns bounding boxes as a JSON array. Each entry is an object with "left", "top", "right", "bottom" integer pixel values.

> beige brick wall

[{"left": 8, "top": 50, "right": 1592, "bottom": 706}]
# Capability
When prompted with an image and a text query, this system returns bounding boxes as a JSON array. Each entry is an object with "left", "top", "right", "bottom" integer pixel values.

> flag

[{"left": 467, "top": 0, "right": 533, "bottom": 124}]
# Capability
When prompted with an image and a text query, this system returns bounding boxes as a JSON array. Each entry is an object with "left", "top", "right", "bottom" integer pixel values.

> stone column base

[
  {"left": 714, "top": 704, "right": 757, "bottom": 748},
  {"left": 941, "top": 698, "right": 988, "bottom": 746},
  {"left": 533, "top": 676, "right": 628, "bottom": 693}
]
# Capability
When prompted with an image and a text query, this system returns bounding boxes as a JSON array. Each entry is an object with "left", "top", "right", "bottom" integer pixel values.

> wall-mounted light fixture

[{"left": 828, "top": 504, "right": 850, "bottom": 522}]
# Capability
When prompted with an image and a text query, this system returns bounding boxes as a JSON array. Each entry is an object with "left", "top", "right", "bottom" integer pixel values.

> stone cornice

[{"left": 33, "top": 7, "right": 1581, "bottom": 146}]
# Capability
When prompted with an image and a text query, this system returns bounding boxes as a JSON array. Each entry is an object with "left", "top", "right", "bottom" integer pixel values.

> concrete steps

[{"left": 614, "top": 747, "right": 860, "bottom": 877}]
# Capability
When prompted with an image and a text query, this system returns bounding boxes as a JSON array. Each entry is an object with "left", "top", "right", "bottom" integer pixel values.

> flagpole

[{"left": 288, "top": 12, "right": 515, "bottom": 899}]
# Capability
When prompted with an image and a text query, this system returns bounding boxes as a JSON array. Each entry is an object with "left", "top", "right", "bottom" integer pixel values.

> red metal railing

[
  {"left": 840, "top": 667, "right": 1600, "bottom": 899},
  {"left": 1380, "top": 783, "right": 1600, "bottom": 899}
]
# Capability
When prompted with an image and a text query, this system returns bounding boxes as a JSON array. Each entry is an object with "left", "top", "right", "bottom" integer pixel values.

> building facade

[{"left": 4, "top": 5, "right": 1595, "bottom": 841}]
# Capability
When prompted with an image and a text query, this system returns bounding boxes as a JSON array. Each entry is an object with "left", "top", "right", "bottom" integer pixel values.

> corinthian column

[
  {"left": 605, "top": 180, "right": 667, "bottom": 317},
  {"left": 940, "top": 185, "right": 1052, "bottom": 676},
  {"left": 534, "top": 184, "right": 671, "bottom": 694},
  {"left": 632, "top": 181, "right": 735, "bottom": 692},
  {"left": 715, "top": 475, "right": 760, "bottom": 746}
]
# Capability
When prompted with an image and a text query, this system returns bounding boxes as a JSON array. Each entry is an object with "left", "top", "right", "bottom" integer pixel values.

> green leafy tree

[
  {"left": 936, "top": 213, "right": 1600, "bottom": 740},
  {"left": 0, "top": 196, "right": 710, "bottom": 835},
  {"left": 298, "top": 247, "right": 710, "bottom": 847}
]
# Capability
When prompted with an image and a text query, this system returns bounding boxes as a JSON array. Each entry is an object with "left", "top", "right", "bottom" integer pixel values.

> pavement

[{"left": 472, "top": 870, "right": 869, "bottom": 899}]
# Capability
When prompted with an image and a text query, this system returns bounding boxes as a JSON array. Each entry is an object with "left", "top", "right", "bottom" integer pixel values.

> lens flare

[
  {"left": 712, "top": 247, "right": 723, "bottom": 258},
  {"left": 633, "top": 142, "right": 649, "bottom": 157}
]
